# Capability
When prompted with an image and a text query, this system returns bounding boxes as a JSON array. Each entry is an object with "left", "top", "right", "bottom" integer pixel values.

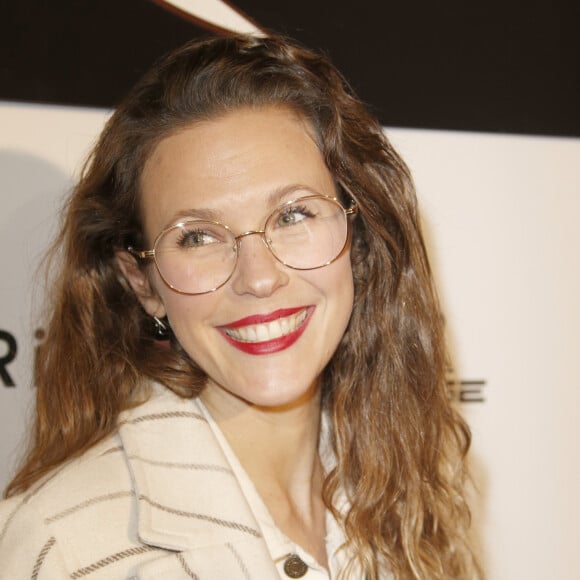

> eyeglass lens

[{"left": 154, "top": 196, "right": 349, "bottom": 294}]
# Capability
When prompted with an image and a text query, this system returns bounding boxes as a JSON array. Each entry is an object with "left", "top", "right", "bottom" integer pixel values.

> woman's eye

[
  {"left": 177, "top": 228, "right": 220, "bottom": 248},
  {"left": 276, "top": 205, "right": 315, "bottom": 227}
]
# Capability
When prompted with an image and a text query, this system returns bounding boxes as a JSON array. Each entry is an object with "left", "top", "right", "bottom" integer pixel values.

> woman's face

[{"left": 130, "top": 106, "right": 354, "bottom": 409}]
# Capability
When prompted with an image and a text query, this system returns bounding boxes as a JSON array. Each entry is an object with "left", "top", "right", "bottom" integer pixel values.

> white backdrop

[{"left": 0, "top": 101, "right": 579, "bottom": 579}]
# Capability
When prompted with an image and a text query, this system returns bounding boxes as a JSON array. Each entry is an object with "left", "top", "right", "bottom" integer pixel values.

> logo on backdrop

[
  {"left": 0, "top": 328, "right": 47, "bottom": 388},
  {"left": 0, "top": 329, "right": 17, "bottom": 387},
  {"left": 447, "top": 378, "right": 486, "bottom": 403},
  {"left": 446, "top": 365, "right": 486, "bottom": 403}
]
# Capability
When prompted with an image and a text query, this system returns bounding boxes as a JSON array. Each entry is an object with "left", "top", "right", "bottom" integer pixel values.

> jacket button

[{"left": 283, "top": 553, "right": 308, "bottom": 578}]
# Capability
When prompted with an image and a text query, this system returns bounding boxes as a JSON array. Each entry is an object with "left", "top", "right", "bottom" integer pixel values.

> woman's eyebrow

[
  {"left": 266, "top": 183, "right": 320, "bottom": 206},
  {"left": 167, "top": 206, "right": 222, "bottom": 226},
  {"left": 165, "top": 184, "right": 321, "bottom": 227}
]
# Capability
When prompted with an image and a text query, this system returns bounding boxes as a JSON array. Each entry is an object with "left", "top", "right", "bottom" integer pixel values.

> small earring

[{"left": 152, "top": 316, "right": 171, "bottom": 340}]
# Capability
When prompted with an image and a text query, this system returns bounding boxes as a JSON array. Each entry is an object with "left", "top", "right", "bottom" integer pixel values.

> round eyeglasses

[{"left": 129, "top": 194, "right": 357, "bottom": 295}]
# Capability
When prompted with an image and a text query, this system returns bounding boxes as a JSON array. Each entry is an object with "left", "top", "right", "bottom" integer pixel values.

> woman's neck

[
  {"left": 200, "top": 380, "right": 329, "bottom": 569},
  {"left": 200, "top": 379, "right": 323, "bottom": 495}
]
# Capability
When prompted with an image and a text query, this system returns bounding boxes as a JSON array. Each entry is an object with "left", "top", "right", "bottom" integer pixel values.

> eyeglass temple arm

[
  {"left": 128, "top": 247, "right": 155, "bottom": 260},
  {"left": 345, "top": 201, "right": 358, "bottom": 217},
  {"left": 336, "top": 178, "right": 358, "bottom": 217}
]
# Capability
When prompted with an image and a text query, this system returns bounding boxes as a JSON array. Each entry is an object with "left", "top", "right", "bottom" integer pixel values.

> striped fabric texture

[{"left": 0, "top": 386, "right": 280, "bottom": 579}]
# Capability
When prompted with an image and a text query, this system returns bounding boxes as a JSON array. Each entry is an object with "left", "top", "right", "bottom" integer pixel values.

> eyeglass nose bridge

[{"left": 233, "top": 229, "right": 270, "bottom": 250}]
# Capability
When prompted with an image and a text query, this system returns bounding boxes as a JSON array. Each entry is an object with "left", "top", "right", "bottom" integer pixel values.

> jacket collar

[{"left": 118, "top": 384, "right": 278, "bottom": 577}]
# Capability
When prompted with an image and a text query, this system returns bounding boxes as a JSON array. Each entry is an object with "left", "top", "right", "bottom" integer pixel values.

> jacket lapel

[{"left": 118, "top": 385, "right": 279, "bottom": 578}]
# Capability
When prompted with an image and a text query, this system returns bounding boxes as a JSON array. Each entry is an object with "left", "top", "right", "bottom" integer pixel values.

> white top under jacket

[{"left": 0, "top": 384, "right": 369, "bottom": 579}]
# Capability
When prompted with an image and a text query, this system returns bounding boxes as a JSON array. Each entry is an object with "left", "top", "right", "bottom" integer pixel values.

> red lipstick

[
  {"left": 224, "top": 307, "right": 305, "bottom": 328},
  {"left": 218, "top": 306, "right": 314, "bottom": 355}
]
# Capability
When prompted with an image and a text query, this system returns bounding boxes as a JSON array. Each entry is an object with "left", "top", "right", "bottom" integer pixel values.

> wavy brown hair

[{"left": 5, "top": 34, "right": 480, "bottom": 578}]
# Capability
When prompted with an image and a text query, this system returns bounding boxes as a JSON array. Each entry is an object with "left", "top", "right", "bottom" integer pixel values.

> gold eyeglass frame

[{"left": 128, "top": 193, "right": 358, "bottom": 295}]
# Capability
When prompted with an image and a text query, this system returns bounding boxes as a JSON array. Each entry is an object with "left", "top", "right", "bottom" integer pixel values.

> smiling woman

[
  {"left": 117, "top": 107, "right": 355, "bottom": 409},
  {"left": 0, "top": 35, "right": 481, "bottom": 579}
]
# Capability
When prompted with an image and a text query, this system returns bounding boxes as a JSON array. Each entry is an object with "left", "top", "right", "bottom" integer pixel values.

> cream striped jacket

[{"left": 0, "top": 386, "right": 281, "bottom": 579}]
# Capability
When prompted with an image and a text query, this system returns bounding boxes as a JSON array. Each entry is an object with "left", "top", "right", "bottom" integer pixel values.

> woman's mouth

[{"left": 218, "top": 307, "right": 314, "bottom": 355}]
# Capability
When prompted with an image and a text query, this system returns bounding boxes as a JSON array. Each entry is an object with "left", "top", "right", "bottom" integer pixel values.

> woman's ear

[{"left": 115, "top": 250, "right": 166, "bottom": 318}]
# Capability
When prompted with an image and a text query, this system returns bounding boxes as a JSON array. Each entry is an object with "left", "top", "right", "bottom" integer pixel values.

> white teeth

[
  {"left": 225, "top": 310, "right": 308, "bottom": 343},
  {"left": 280, "top": 318, "right": 290, "bottom": 334},
  {"left": 256, "top": 324, "right": 269, "bottom": 341}
]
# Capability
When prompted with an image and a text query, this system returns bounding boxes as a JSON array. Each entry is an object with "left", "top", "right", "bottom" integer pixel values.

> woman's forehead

[{"left": 138, "top": 106, "right": 335, "bottom": 235}]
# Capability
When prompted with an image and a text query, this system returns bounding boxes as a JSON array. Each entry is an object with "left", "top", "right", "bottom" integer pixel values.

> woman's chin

[{"left": 202, "top": 375, "right": 321, "bottom": 414}]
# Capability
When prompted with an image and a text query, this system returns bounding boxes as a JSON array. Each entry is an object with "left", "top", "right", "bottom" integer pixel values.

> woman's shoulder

[
  {"left": 0, "top": 434, "right": 136, "bottom": 578},
  {"left": 0, "top": 383, "right": 185, "bottom": 515},
  {"left": 1, "top": 433, "right": 130, "bottom": 518}
]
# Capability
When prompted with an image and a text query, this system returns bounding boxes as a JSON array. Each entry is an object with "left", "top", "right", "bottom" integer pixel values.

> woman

[{"left": 0, "top": 34, "right": 480, "bottom": 578}]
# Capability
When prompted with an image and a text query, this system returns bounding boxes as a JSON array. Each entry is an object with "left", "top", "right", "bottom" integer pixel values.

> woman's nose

[{"left": 230, "top": 232, "right": 290, "bottom": 297}]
